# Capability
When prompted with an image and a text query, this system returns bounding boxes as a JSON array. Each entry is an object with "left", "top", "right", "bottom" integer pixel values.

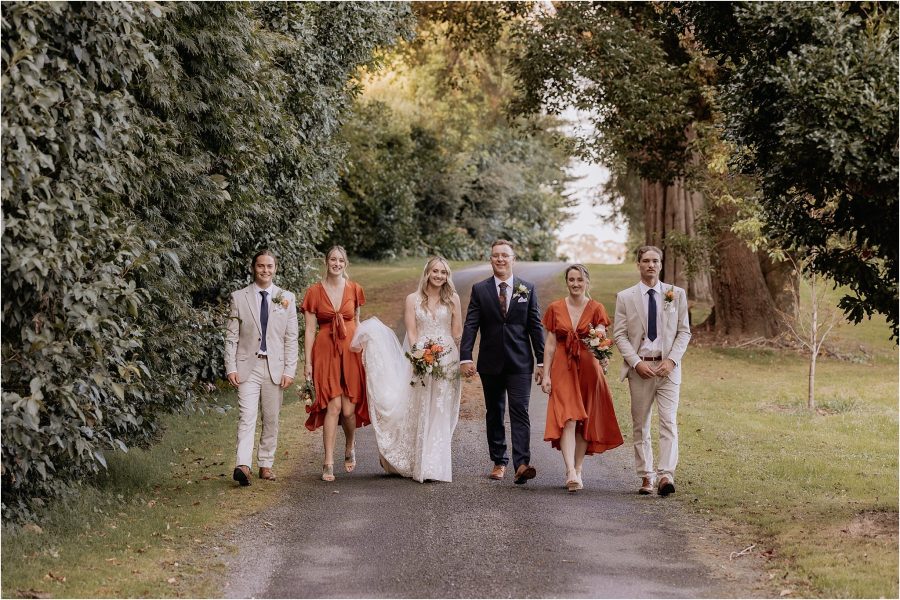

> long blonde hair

[
  {"left": 418, "top": 256, "right": 456, "bottom": 311},
  {"left": 322, "top": 245, "right": 350, "bottom": 281}
]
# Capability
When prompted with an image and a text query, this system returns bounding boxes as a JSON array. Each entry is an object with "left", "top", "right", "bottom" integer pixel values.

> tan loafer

[
  {"left": 638, "top": 477, "right": 653, "bottom": 495},
  {"left": 658, "top": 476, "right": 675, "bottom": 496},
  {"left": 259, "top": 467, "right": 276, "bottom": 481},
  {"left": 233, "top": 465, "right": 251, "bottom": 487},
  {"left": 489, "top": 464, "right": 506, "bottom": 480},
  {"left": 514, "top": 464, "right": 537, "bottom": 485}
]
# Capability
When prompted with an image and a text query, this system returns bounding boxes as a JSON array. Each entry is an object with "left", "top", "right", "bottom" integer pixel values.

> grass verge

[{"left": 2, "top": 391, "right": 313, "bottom": 598}]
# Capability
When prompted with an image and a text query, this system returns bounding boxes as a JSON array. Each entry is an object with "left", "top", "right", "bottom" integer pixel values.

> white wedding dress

[{"left": 350, "top": 303, "right": 461, "bottom": 482}]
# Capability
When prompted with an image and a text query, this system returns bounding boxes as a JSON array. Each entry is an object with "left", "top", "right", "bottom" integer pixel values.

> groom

[
  {"left": 224, "top": 249, "right": 299, "bottom": 486},
  {"left": 613, "top": 246, "right": 691, "bottom": 496},
  {"left": 460, "top": 240, "right": 545, "bottom": 484}
]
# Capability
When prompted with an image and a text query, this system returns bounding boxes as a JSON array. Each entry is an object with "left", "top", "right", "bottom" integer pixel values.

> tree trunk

[
  {"left": 759, "top": 250, "right": 799, "bottom": 319},
  {"left": 641, "top": 178, "right": 712, "bottom": 302}
]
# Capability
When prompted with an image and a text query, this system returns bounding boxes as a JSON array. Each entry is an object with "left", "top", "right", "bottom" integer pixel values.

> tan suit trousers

[{"left": 236, "top": 356, "right": 283, "bottom": 468}]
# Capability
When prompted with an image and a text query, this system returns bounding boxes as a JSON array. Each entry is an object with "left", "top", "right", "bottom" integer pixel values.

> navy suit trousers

[{"left": 480, "top": 372, "right": 532, "bottom": 469}]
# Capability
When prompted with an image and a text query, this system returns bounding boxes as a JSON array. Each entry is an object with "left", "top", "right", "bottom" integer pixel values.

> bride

[{"left": 351, "top": 256, "right": 462, "bottom": 482}]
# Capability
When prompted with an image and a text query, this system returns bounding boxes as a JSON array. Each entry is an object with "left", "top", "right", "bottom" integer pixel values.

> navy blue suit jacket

[{"left": 460, "top": 276, "right": 545, "bottom": 375}]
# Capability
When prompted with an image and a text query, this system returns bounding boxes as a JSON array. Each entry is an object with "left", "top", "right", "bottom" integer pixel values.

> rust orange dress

[
  {"left": 543, "top": 299, "right": 623, "bottom": 454},
  {"left": 301, "top": 281, "right": 370, "bottom": 431}
]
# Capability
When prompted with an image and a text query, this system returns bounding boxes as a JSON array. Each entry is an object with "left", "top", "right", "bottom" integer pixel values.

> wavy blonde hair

[
  {"left": 418, "top": 256, "right": 456, "bottom": 311},
  {"left": 322, "top": 245, "right": 350, "bottom": 281}
]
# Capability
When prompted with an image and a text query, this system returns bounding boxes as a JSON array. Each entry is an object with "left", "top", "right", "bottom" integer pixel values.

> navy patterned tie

[
  {"left": 647, "top": 288, "right": 657, "bottom": 342},
  {"left": 499, "top": 282, "right": 508, "bottom": 319},
  {"left": 260, "top": 291, "right": 269, "bottom": 352}
]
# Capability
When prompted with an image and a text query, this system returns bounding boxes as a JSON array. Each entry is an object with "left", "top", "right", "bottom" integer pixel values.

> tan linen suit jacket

[
  {"left": 612, "top": 282, "right": 691, "bottom": 385},
  {"left": 224, "top": 284, "right": 299, "bottom": 384}
]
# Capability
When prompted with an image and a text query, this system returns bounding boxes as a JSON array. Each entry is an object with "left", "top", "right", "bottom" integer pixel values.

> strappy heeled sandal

[
  {"left": 575, "top": 467, "right": 584, "bottom": 490},
  {"left": 344, "top": 446, "right": 356, "bottom": 473},
  {"left": 565, "top": 468, "right": 579, "bottom": 493},
  {"left": 321, "top": 463, "right": 335, "bottom": 482}
]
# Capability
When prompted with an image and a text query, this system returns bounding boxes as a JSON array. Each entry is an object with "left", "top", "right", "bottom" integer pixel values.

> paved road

[{"left": 222, "top": 263, "right": 749, "bottom": 598}]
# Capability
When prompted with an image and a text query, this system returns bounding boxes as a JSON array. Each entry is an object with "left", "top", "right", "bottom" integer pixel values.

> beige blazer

[
  {"left": 612, "top": 282, "right": 691, "bottom": 385},
  {"left": 224, "top": 284, "right": 299, "bottom": 384}
]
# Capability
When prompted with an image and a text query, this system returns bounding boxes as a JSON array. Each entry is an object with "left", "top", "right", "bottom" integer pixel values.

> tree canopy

[{"left": 679, "top": 1, "right": 899, "bottom": 337}]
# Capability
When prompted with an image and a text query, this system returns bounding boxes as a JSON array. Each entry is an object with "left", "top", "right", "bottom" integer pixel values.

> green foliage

[
  {"left": 511, "top": 3, "right": 708, "bottom": 183},
  {"left": 681, "top": 2, "right": 899, "bottom": 337},
  {"left": 1, "top": 1, "right": 411, "bottom": 522},
  {"left": 330, "top": 12, "right": 575, "bottom": 260}
]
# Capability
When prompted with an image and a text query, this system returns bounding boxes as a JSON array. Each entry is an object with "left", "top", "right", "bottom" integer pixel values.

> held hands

[
  {"left": 534, "top": 365, "right": 544, "bottom": 385},
  {"left": 461, "top": 363, "right": 477, "bottom": 378}
]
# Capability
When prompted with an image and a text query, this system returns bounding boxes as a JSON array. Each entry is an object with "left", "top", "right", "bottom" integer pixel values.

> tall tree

[
  {"left": 511, "top": 2, "right": 786, "bottom": 337},
  {"left": 679, "top": 1, "right": 899, "bottom": 338},
  {"left": 330, "top": 6, "right": 575, "bottom": 260}
]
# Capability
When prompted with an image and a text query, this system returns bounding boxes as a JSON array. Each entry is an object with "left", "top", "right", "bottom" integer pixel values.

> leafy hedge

[{"left": 1, "top": 1, "right": 411, "bottom": 522}]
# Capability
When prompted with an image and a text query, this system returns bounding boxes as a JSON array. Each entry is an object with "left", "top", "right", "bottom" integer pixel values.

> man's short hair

[
  {"left": 636, "top": 245, "right": 663, "bottom": 262},
  {"left": 252, "top": 249, "right": 278, "bottom": 269},
  {"left": 491, "top": 239, "right": 515, "bottom": 254}
]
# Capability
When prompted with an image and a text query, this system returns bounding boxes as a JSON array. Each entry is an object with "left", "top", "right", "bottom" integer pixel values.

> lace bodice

[{"left": 414, "top": 301, "right": 454, "bottom": 344}]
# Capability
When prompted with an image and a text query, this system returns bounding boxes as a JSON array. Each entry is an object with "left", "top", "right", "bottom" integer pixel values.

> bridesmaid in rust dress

[
  {"left": 301, "top": 246, "right": 370, "bottom": 482},
  {"left": 540, "top": 264, "right": 623, "bottom": 492}
]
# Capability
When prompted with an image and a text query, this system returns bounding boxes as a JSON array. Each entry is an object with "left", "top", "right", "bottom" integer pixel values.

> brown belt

[
  {"left": 256, "top": 353, "right": 268, "bottom": 359},
  {"left": 640, "top": 356, "right": 662, "bottom": 362}
]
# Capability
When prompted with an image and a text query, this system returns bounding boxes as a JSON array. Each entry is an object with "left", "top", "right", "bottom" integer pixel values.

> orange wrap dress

[
  {"left": 542, "top": 299, "right": 623, "bottom": 454},
  {"left": 301, "top": 281, "right": 370, "bottom": 431}
]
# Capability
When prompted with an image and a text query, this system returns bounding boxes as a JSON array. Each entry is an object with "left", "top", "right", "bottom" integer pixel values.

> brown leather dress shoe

[
  {"left": 233, "top": 465, "right": 251, "bottom": 486},
  {"left": 489, "top": 464, "right": 506, "bottom": 480},
  {"left": 658, "top": 476, "right": 675, "bottom": 496},
  {"left": 638, "top": 477, "right": 653, "bottom": 495},
  {"left": 514, "top": 464, "right": 537, "bottom": 485},
  {"left": 259, "top": 467, "right": 276, "bottom": 481}
]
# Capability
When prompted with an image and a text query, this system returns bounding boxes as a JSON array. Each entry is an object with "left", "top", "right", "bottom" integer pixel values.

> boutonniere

[
  {"left": 513, "top": 283, "right": 529, "bottom": 300},
  {"left": 663, "top": 286, "right": 675, "bottom": 310},
  {"left": 272, "top": 291, "right": 290, "bottom": 310}
]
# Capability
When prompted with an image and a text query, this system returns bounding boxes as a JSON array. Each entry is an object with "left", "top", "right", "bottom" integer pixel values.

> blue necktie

[
  {"left": 647, "top": 288, "right": 657, "bottom": 342},
  {"left": 260, "top": 291, "right": 269, "bottom": 352}
]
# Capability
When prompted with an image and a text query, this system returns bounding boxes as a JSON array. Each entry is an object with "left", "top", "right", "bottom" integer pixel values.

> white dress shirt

[
  {"left": 254, "top": 283, "right": 274, "bottom": 355},
  {"left": 637, "top": 280, "right": 663, "bottom": 358}
]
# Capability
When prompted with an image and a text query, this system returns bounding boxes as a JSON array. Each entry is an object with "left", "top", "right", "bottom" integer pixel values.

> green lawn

[{"left": 3, "top": 260, "right": 896, "bottom": 598}]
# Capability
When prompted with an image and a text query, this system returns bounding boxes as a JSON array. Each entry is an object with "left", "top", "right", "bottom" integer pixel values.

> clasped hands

[
  {"left": 227, "top": 372, "right": 295, "bottom": 389},
  {"left": 635, "top": 358, "right": 676, "bottom": 379}
]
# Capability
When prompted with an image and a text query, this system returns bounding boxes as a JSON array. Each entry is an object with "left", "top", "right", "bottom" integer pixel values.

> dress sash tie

[
  {"left": 560, "top": 330, "right": 582, "bottom": 367},
  {"left": 319, "top": 315, "right": 348, "bottom": 353}
]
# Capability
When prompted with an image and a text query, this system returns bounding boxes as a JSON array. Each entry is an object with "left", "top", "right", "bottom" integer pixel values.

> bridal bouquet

[
  {"left": 581, "top": 324, "right": 614, "bottom": 374},
  {"left": 299, "top": 380, "right": 316, "bottom": 407},
  {"left": 405, "top": 339, "right": 450, "bottom": 387}
]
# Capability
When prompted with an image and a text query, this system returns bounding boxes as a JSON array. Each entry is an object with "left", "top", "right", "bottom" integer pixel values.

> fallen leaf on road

[
  {"left": 167, "top": 577, "right": 176, "bottom": 584},
  {"left": 780, "top": 590, "right": 792, "bottom": 596}
]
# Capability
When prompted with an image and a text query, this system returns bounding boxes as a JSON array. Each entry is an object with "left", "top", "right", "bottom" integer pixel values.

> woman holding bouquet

[
  {"left": 302, "top": 245, "right": 370, "bottom": 482},
  {"left": 351, "top": 256, "right": 462, "bottom": 482},
  {"left": 540, "top": 264, "right": 623, "bottom": 492}
]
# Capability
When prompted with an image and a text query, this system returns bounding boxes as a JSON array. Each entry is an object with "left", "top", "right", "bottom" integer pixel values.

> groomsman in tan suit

[
  {"left": 613, "top": 246, "right": 691, "bottom": 496},
  {"left": 225, "top": 249, "right": 299, "bottom": 486}
]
